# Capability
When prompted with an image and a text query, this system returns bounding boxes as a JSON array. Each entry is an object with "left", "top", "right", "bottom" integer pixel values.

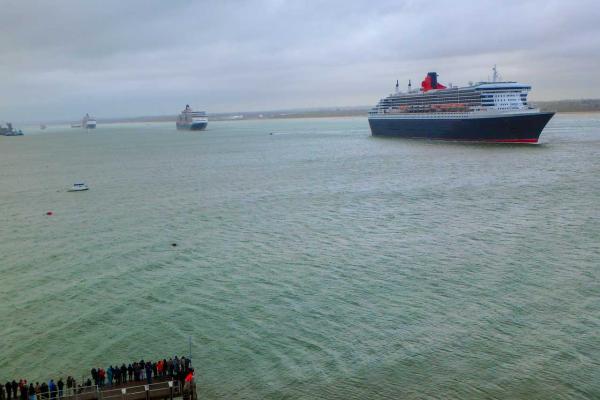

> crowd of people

[{"left": 1, "top": 356, "right": 194, "bottom": 400}]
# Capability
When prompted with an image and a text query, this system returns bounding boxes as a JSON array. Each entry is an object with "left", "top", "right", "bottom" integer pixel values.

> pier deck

[{"left": 58, "top": 379, "right": 195, "bottom": 400}]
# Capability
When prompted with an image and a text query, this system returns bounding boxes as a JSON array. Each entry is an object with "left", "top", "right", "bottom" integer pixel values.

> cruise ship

[
  {"left": 368, "top": 67, "right": 554, "bottom": 143},
  {"left": 0, "top": 122, "right": 24, "bottom": 136},
  {"left": 82, "top": 114, "right": 97, "bottom": 129},
  {"left": 176, "top": 105, "right": 208, "bottom": 130}
]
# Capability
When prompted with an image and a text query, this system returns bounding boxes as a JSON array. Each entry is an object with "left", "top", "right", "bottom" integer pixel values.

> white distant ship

[
  {"left": 176, "top": 105, "right": 208, "bottom": 130},
  {"left": 82, "top": 114, "right": 97, "bottom": 129},
  {"left": 0, "top": 122, "right": 24, "bottom": 136}
]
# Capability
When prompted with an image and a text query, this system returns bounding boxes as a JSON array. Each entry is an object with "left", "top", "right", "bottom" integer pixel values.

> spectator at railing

[
  {"left": 3, "top": 354, "right": 192, "bottom": 397},
  {"left": 144, "top": 363, "right": 152, "bottom": 385},
  {"left": 106, "top": 368, "right": 113, "bottom": 387},
  {"left": 47, "top": 380, "right": 56, "bottom": 400},
  {"left": 120, "top": 365, "right": 127, "bottom": 385},
  {"left": 19, "top": 381, "right": 27, "bottom": 400},
  {"left": 38, "top": 383, "right": 47, "bottom": 400},
  {"left": 27, "top": 384, "right": 35, "bottom": 400},
  {"left": 65, "top": 377, "right": 73, "bottom": 396},
  {"left": 90, "top": 369, "right": 97, "bottom": 387},
  {"left": 56, "top": 379, "right": 63, "bottom": 398}
]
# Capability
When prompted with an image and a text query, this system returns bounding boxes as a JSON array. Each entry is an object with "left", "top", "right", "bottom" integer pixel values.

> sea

[{"left": 1, "top": 114, "right": 599, "bottom": 399}]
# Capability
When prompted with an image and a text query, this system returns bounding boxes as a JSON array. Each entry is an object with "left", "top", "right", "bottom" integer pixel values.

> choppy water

[{"left": 1, "top": 115, "right": 599, "bottom": 399}]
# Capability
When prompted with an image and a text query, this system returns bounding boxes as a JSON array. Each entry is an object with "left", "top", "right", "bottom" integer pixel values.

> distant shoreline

[
  {"left": 87, "top": 99, "right": 600, "bottom": 124},
  {"left": 15, "top": 99, "right": 600, "bottom": 126},
  {"left": 98, "top": 108, "right": 600, "bottom": 124}
]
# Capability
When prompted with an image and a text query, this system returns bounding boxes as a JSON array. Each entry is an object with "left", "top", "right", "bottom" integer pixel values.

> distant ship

[
  {"left": 82, "top": 114, "right": 97, "bottom": 129},
  {"left": 0, "top": 122, "right": 24, "bottom": 136},
  {"left": 176, "top": 105, "right": 208, "bottom": 130},
  {"left": 368, "top": 67, "right": 554, "bottom": 143}
]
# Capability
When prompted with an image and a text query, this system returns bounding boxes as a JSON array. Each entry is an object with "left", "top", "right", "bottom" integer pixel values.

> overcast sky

[{"left": 1, "top": 0, "right": 599, "bottom": 122}]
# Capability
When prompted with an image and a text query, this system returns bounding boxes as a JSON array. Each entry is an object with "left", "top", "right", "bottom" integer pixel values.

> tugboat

[
  {"left": 176, "top": 105, "right": 208, "bottom": 130},
  {"left": 0, "top": 122, "right": 24, "bottom": 136},
  {"left": 368, "top": 66, "right": 554, "bottom": 143}
]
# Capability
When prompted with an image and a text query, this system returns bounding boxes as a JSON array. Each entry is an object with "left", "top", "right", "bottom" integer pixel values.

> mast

[
  {"left": 189, "top": 336, "right": 192, "bottom": 365},
  {"left": 395, "top": 80, "right": 399, "bottom": 94},
  {"left": 492, "top": 65, "right": 498, "bottom": 83}
]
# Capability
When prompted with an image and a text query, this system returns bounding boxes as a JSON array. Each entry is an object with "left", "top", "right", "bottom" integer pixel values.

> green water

[{"left": 1, "top": 115, "right": 599, "bottom": 399}]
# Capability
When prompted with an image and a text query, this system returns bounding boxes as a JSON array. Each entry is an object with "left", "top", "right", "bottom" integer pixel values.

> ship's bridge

[{"left": 474, "top": 82, "right": 531, "bottom": 111}]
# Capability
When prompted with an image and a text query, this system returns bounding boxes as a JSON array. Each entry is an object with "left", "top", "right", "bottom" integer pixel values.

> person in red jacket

[{"left": 156, "top": 360, "right": 163, "bottom": 377}]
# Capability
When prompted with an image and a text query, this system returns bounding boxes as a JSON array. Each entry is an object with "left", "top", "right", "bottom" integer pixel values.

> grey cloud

[{"left": 1, "top": 0, "right": 599, "bottom": 122}]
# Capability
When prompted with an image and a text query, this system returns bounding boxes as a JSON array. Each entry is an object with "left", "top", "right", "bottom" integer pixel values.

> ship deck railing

[{"left": 369, "top": 108, "right": 540, "bottom": 118}]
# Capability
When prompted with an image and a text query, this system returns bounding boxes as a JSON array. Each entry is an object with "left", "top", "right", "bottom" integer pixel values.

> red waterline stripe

[{"left": 486, "top": 138, "right": 538, "bottom": 143}]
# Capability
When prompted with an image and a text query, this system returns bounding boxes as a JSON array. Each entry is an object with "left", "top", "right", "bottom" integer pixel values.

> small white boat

[{"left": 68, "top": 182, "right": 89, "bottom": 192}]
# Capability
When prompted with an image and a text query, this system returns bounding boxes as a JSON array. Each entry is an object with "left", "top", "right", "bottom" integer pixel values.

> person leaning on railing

[{"left": 27, "top": 384, "right": 35, "bottom": 400}]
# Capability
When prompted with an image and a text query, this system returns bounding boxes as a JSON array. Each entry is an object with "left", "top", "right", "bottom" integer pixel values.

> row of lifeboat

[{"left": 386, "top": 103, "right": 468, "bottom": 114}]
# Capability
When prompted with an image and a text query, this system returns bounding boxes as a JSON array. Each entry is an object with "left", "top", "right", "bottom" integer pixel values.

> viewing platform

[{"left": 58, "top": 379, "right": 196, "bottom": 400}]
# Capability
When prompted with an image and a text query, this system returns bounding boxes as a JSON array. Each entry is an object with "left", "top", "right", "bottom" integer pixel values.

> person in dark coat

[
  {"left": 167, "top": 359, "right": 173, "bottom": 377},
  {"left": 127, "top": 364, "right": 133, "bottom": 382},
  {"left": 5, "top": 382, "right": 12, "bottom": 400},
  {"left": 11, "top": 382, "right": 17, "bottom": 400},
  {"left": 120, "top": 364, "right": 127, "bottom": 384},
  {"left": 39, "top": 383, "right": 48, "bottom": 400},
  {"left": 56, "top": 379, "right": 63, "bottom": 398},
  {"left": 27, "top": 384, "right": 35, "bottom": 400},
  {"left": 91, "top": 368, "right": 97, "bottom": 387},
  {"left": 145, "top": 362, "right": 152, "bottom": 384},
  {"left": 65, "top": 377, "right": 72, "bottom": 396}
]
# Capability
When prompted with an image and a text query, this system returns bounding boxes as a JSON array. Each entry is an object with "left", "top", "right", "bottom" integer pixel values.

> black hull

[
  {"left": 176, "top": 122, "right": 207, "bottom": 131},
  {"left": 368, "top": 112, "right": 554, "bottom": 143}
]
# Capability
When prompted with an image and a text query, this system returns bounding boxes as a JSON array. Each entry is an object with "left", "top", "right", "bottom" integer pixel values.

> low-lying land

[{"left": 103, "top": 99, "right": 600, "bottom": 123}]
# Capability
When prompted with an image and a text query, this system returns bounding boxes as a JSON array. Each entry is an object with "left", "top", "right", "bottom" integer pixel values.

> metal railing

[
  {"left": 101, "top": 380, "right": 182, "bottom": 400},
  {"left": 39, "top": 380, "right": 188, "bottom": 400}
]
